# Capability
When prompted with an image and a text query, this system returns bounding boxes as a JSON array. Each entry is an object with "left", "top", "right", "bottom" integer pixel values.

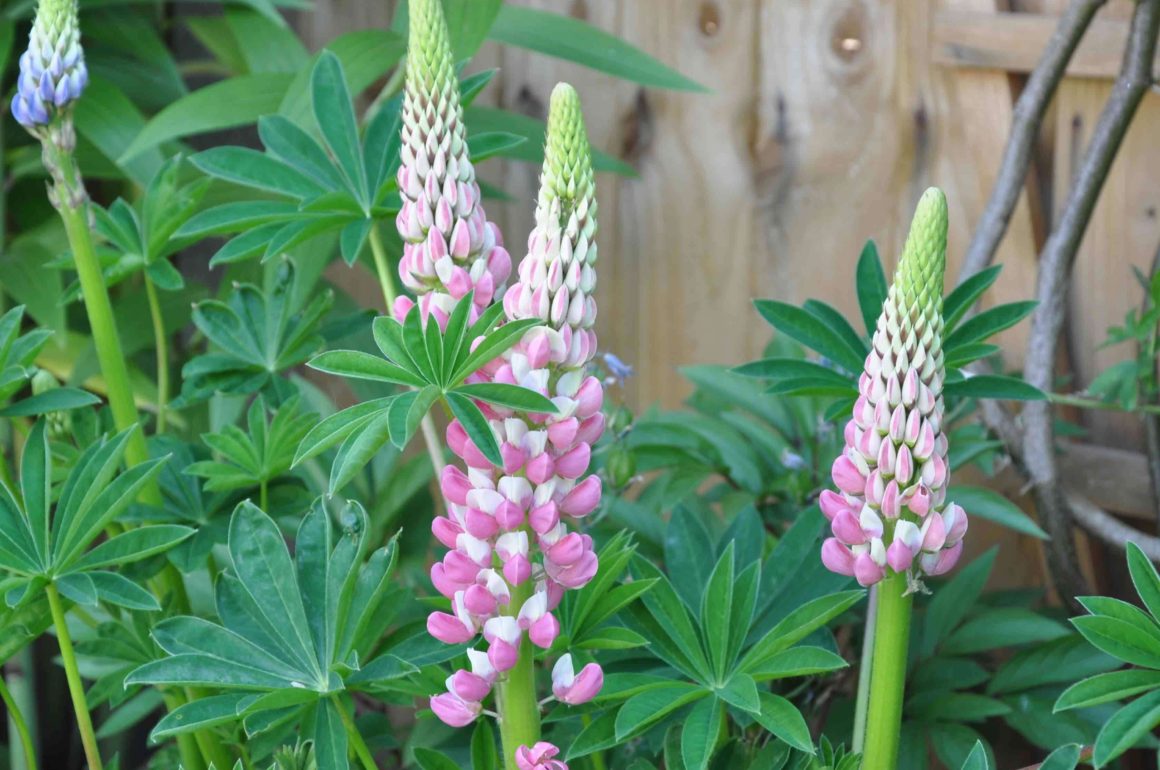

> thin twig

[
  {"left": 1020, "top": 0, "right": 1160, "bottom": 600},
  {"left": 1141, "top": 242, "right": 1160, "bottom": 527},
  {"left": 957, "top": 0, "right": 1108, "bottom": 284}
]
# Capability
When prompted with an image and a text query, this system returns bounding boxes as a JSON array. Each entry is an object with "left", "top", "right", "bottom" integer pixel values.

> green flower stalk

[{"left": 13, "top": 0, "right": 150, "bottom": 472}]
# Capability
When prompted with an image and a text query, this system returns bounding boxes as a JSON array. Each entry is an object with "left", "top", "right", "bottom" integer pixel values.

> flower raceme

[
  {"left": 11, "top": 0, "right": 88, "bottom": 129},
  {"left": 820, "top": 188, "right": 968, "bottom": 589},
  {"left": 423, "top": 83, "right": 605, "bottom": 739},
  {"left": 394, "top": 0, "right": 512, "bottom": 328}
]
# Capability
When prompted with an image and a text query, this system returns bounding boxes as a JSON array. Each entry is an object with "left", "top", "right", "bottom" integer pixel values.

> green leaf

[
  {"left": 442, "top": 0, "right": 503, "bottom": 58},
  {"left": 190, "top": 147, "right": 327, "bottom": 199},
  {"left": 740, "top": 590, "right": 864, "bottom": 673},
  {"left": 1038, "top": 744, "right": 1082, "bottom": 770},
  {"left": 921, "top": 548, "right": 997, "bottom": 657},
  {"left": 467, "top": 131, "right": 528, "bottom": 162},
  {"left": 856, "top": 240, "right": 888, "bottom": 336},
  {"left": 470, "top": 721, "right": 498, "bottom": 770},
  {"left": 943, "top": 374, "right": 1044, "bottom": 402},
  {"left": 565, "top": 710, "right": 618, "bottom": 761},
  {"left": 311, "top": 52, "right": 368, "bottom": 204},
  {"left": 454, "top": 382, "right": 558, "bottom": 414},
  {"left": 228, "top": 502, "right": 319, "bottom": 679},
  {"left": 150, "top": 693, "right": 253, "bottom": 741},
  {"left": 959, "top": 741, "right": 990, "bottom": 770},
  {"left": 464, "top": 106, "right": 636, "bottom": 177},
  {"left": 1127, "top": 541, "right": 1160, "bottom": 623},
  {"left": 414, "top": 747, "right": 460, "bottom": 770},
  {"left": 944, "top": 300, "right": 1037, "bottom": 350},
  {"left": 388, "top": 386, "right": 440, "bottom": 450},
  {"left": 72, "top": 525, "right": 193, "bottom": 571},
  {"left": 1071, "top": 614, "right": 1160, "bottom": 669},
  {"left": 681, "top": 697, "right": 720, "bottom": 770},
  {"left": 1092, "top": 689, "right": 1160, "bottom": 767},
  {"left": 941, "top": 608, "right": 1067, "bottom": 654},
  {"left": 329, "top": 412, "right": 393, "bottom": 494},
  {"left": 752, "top": 300, "right": 864, "bottom": 373},
  {"left": 944, "top": 486, "right": 1046, "bottom": 539},
  {"left": 445, "top": 392, "right": 502, "bottom": 466},
  {"left": 803, "top": 299, "right": 868, "bottom": 360},
  {"left": 732, "top": 358, "right": 854, "bottom": 389},
  {"left": 943, "top": 265, "right": 1002, "bottom": 332},
  {"left": 0, "top": 388, "right": 101, "bottom": 417},
  {"left": 753, "top": 692, "right": 813, "bottom": 754},
  {"left": 717, "top": 672, "right": 760, "bottom": 714},
  {"left": 488, "top": 5, "right": 707, "bottom": 92},
  {"left": 311, "top": 698, "right": 349, "bottom": 770},
  {"left": 88, "top": 571, "right": 161, "bottom": 610},
  {"left": 121, "top": 73, "right": 294, "bottom": 161},
  {"left": 749, "top": 646, "right": 848, "bottom": 683},
  {"left": 308, "top": 350, "right": 427, "bottom": 388},
  {"left": 448, "top": 317, "right": 543, "bottom": 385},
  {"left": 55, "top": 572, "right": 97, "bottom": 606},
  {"left": 701, "top": 542, "right": 735, "bottom": 682},
  {"left": 987, "top": 634, "right": 1120, "bottom": 695},
  {"left": 293, "top": 397, "right": 395, "bottom": 466},
  {"left": 615, "top": 684, "right": 707, "bottom": 741},
  {"left": 19, "top": 422, "right": 49, "bottom": 567},
  {"left": 1055, "top": 669, "right": 1160, "bottom": 711}
]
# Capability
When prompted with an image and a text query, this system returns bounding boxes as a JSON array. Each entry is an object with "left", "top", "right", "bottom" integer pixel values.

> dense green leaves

[
  {"left": 0, "top": 422, "right": 186, "bottom": 611},
  {"left": 127, "top": 501, "right": 413, "bottom": 770},
  {"left": 301, "top": 296, "right": 553, "bottom": 482},
  {"left": 488, "top": 5, "right": 707, "bottom": 92},
  {"left": 178, "top": 259, "right": 331, "bottom": 406},
  {"left": 186, "top": 395, "right": 314, "bottom": 494}
]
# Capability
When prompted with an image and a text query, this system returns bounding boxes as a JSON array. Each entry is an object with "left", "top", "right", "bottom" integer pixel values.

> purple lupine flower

[
  {"left": 11, "top": 0, "right": 88, "bottom": 129},
  {"left": 819, "top": 188, "right": 968, "bottom": 590}
]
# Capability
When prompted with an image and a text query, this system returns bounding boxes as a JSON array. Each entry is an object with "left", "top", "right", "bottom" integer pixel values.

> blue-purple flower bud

[{"left": 11, "top": 0, "right": 87, "bottom": 129}]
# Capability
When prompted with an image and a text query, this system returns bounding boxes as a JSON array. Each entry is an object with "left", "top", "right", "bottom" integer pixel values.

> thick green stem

[
  {"left": 0, "top": 667, "right": 37, "bottom": 770},
  {"left": 159, "top": 690, "right": 207, "bottom": 770},
  {"left": 260, "top": 478, "right": 269, "bottom": 512},
  {"left": 57, "top": 202, "right": 151, "bottom": 479},
  {"left": 143, "top": 274, "right": 169, "bottom": 435},
  {"left": 367, "top": 222, "right": 446, "bottom": 480},
  {"left": 45, "top": 583, "right": 102, "bottom": 770},
  {"left": 497, "top": 580, "right": 541, "bottom": 770},
  {"left": 331, "top": 695, "right": 377, "bottom": 770},
  {"left": 851, "top": 586, "right": 878, "bottom": 754},
  {"left": 860, "top": 572, "right": 912, "bottom": 770}
]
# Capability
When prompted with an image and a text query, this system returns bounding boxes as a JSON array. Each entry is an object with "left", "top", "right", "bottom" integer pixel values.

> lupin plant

[
  {"left": 393, "top": 0, "right": 512, "bottom": 329},
  {"left": 426, "top": 82, "right": 604, "bottom": 770},
  {"left": 10, "top": 0, "right": 155, "bottom": 483},
  {"left": 1, "top": 0, "right": 1143, "bottom": 765},
  {"left": 826, "top": 189, "right": 966, "bottom": 769},
  {"left": 820, "top": 188, "right": 967, "bottom": 593}
]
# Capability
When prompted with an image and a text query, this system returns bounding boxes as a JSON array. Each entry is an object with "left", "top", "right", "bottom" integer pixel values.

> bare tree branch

[
  {"left": 1067, "top": 492, "right": 1160, "bottom": 561},
  {"left": 957, "top": 0, "right": 1108, "bottom": 285},
  {"left": 1021, "top": 0, "right": 1160, "bottom": 600},
  {"left": 1140, "top": 242, "right": 1160, "bottom": 526}
]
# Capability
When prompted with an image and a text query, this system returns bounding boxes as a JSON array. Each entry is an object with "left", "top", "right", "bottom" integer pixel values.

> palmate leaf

[
  {"left": 178, "top": 258, "right": 332, "bottom": 407},
  {"left": 304, "top": 296, "right": 556, "bottom": 478},
  {"left": 602, "top": 515, "right": 852, "bottom": 763},
  {"left": 127, "top": 501, "right": 414, "bottom": 770},
  {"left": 0, "top": 421, "right": 190, "bottom": 611},
  {"left": 88, "top": 156, "right": 209, "bottom": 295},
  {"left": 186, "top": 395, "right": 316, "bottom": 493}
]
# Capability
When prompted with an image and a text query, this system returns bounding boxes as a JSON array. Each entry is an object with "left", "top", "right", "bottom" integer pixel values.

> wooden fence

[{"left": 299, "top": 0, "right": 1160, "bottom": 590}]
